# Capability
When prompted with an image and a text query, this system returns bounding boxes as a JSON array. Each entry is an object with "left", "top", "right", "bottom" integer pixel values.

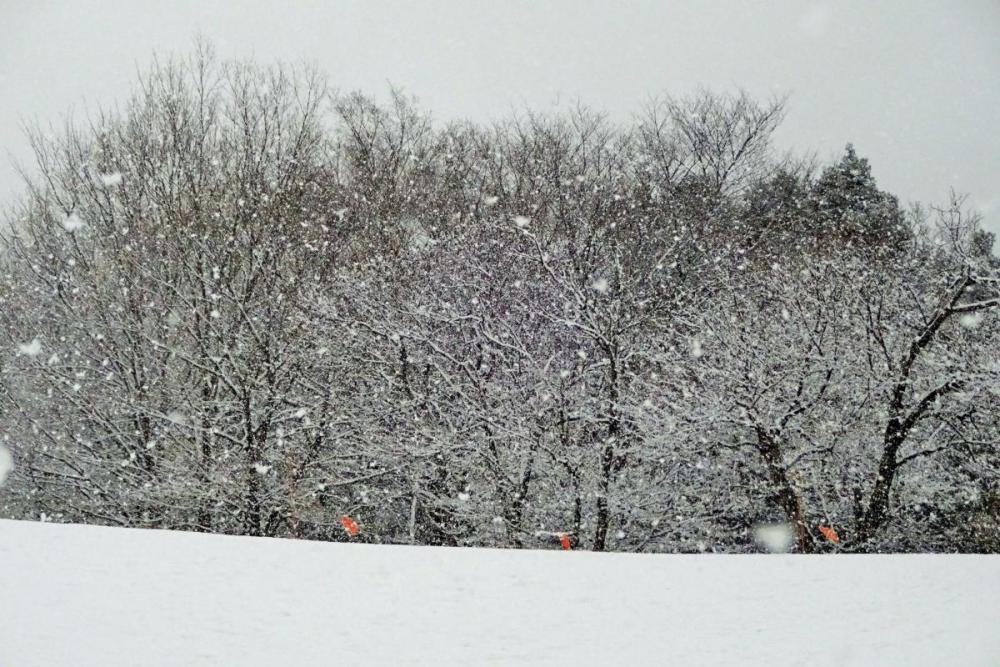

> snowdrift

[{"left": 1, "top": 519, "right": 998, "bottom": 666}]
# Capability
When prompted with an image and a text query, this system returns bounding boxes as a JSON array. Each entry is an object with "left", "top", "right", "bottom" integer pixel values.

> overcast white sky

[{"left": 1, "top": 1, "right": 997, "bottom": 233}]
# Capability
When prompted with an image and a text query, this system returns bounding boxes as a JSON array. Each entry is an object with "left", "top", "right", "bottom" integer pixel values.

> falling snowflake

[
  {"left": 253, "top": 463, "right": 271, "bottom": 475},
  {"left": 959, "top": 313, "right": 983, "bottom": 329},
  {"left": 483, "top": 195, "right": 499, "bottom": 206},
  {"left": 690, "top": 338, "right": 704, "bottom": 358},
  {"left": 17, "top": 338, "right": 42, "bottom": 357},
  {"left": 458, "top": 492, "right": 471, "bottom": 502},
  {"left": 753, "top": 523, "right": 795, "bottom": 553},
  {"left": 513, "top": 215, "right": 530, "bottom": 229},
  {"left": 165, "top": 411, "right": 187, "bottom": 426},
  {"left": 100, "top": 172, "right": 123, "bottom": 187},
  {"left": 0, "top": 445, "right": 13, "bottom": 487},
  {"left": 591, "top": 278, "right": 609, "bottom": 294},
  {"left": 62, "top": 212, "right": 86, "bottom": 232}
]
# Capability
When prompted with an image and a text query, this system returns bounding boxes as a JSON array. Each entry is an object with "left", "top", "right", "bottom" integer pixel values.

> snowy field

[{"left": 1, "top": 520, "right": 998, "bottom": 666}]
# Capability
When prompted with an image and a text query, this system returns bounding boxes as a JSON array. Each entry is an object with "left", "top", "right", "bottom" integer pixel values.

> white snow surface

[{"left": 0, "top": 519, "right": 998, "bottom": 666}]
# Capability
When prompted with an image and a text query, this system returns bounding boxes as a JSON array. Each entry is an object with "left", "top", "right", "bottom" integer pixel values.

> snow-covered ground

[{"left": 1, "top": 519, "right": 998, "bottom": 666}]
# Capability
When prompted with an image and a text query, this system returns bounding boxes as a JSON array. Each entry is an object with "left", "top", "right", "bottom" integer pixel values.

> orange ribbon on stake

[
  {"left": 559, "top": 533, "right": 572, "bottom": 550},
  {"left": 340, "top": 515, "right": 360, "bottom": 537},
  {"left": 818, "top": 525, "right": 840, "bottom": 544}
]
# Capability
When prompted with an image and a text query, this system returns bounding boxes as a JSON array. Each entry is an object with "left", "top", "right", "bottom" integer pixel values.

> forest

[{"left": 1, "top": 50, "right": 997, "bottom": 553}]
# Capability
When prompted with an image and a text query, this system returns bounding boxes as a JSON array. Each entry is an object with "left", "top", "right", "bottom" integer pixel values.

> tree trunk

[
  {"left": 756, "top": 426, "right": 814, "bottom": 553},
  {"left": 592, "top": 349, "right": 621, "bottom": 552},
  {"left": 592, "top": 445, "right": 613, "bottom": 551},
  {"left": 857, "top": 419, "right": 904, "bottom": 543}
]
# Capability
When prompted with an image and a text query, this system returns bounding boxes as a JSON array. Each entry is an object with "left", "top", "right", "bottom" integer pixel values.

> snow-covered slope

[{"left": 1, "top": 519, "right": 998, "bottom": 666}]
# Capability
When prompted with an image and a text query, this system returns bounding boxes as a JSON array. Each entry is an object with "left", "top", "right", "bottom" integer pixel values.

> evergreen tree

[{"left": 809, "top": 144, "right": 909, "bottom": 251}]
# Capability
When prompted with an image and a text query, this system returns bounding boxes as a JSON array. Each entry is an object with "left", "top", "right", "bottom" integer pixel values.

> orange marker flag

[
  {"left": 559, "top": 533, "right": 572, "bottom": 550},
  {"left": 818, "top": 525, "right": 840, "bottom": 544},
  {"left": 340, "top": 515, "right": 360, "bottom": 537}
]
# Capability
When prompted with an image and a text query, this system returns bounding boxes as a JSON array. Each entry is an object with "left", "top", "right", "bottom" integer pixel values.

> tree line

[{"left": 1, "top": 48, "right": 997, "bottom": 552}]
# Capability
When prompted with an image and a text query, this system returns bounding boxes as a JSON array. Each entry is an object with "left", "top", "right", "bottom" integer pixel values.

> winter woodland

[{"left": 1, "top": 50, "right": 997, "bottom": 553}]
